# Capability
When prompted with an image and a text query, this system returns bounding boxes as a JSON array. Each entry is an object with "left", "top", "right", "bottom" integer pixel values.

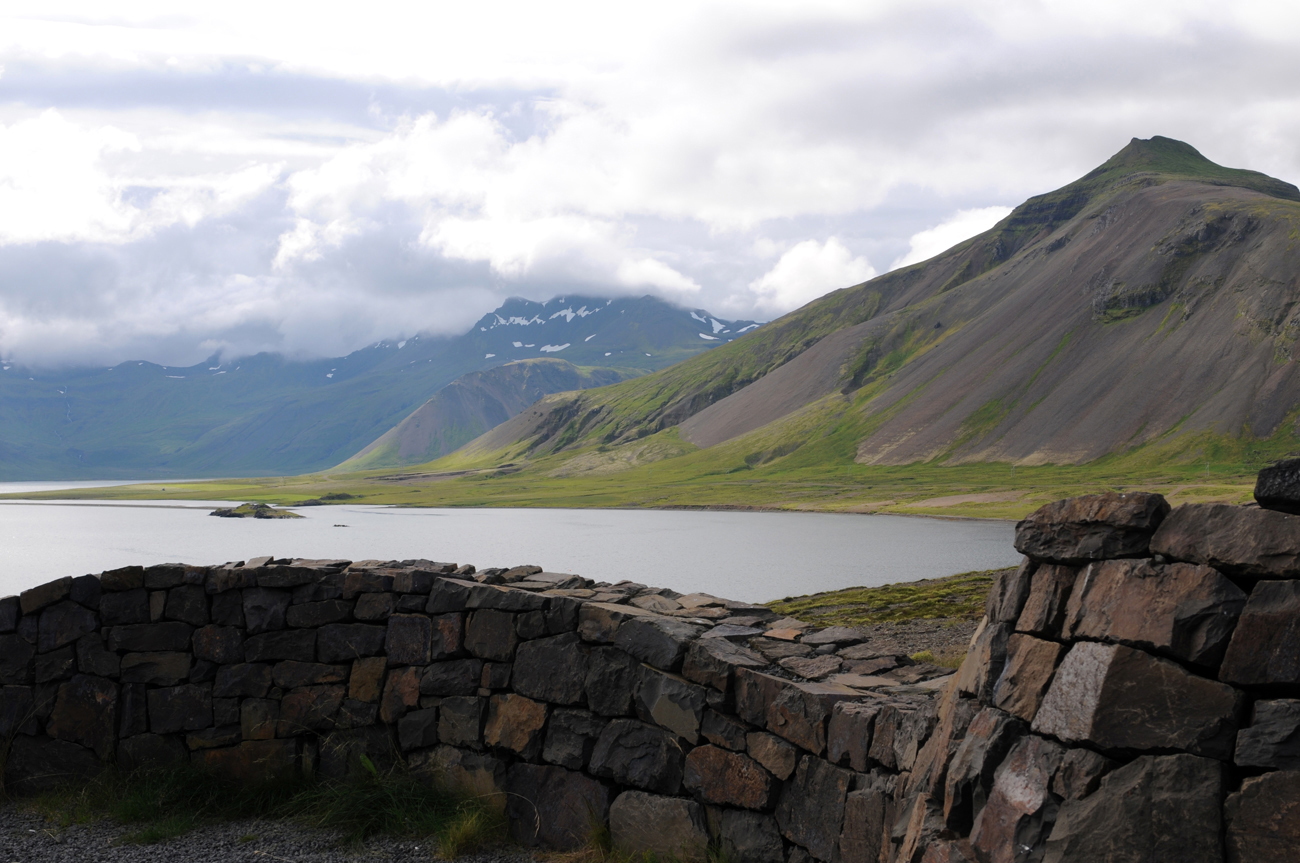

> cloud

[
  {"left": 891, "top": 206, "right": 1014, "bottom": 270},
  {"left": 748, "top": 238, "right": 876, "bottom": 318}
]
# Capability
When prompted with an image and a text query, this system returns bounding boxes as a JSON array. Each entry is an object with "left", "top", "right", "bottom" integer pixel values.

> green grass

[
  {"left": 19, "top": 761, "right": 503, "bottom": 850},
  {"left": 766, "top": 568, "right": 1004, "bottom": 628}
]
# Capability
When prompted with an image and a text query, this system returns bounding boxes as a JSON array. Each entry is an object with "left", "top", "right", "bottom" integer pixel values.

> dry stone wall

[{"left": 3, "top": 489, "right": 1300, "bottom": 862}]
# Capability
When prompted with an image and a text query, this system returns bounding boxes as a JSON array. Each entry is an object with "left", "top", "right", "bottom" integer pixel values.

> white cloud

[
  {"left": 890, "top": 206, "right": 1014, "bottom": 270},
  {"left": 748, "top": 238, "right": 876, "bottom": 318}
]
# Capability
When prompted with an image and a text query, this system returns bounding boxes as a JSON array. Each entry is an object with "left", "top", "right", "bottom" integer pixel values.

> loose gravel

[{"left": 0, "top": 802, "right": 538, "bottom": 863}]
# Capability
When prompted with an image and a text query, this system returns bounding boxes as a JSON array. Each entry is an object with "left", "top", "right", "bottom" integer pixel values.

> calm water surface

[{"left": 0, "top": 485, "right": 1018, "bottom": 602}]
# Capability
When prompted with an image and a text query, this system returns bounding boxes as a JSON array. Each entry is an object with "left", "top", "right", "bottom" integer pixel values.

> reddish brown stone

[
  {"left": 944, "top": 707, "right": 1025, "bottom": 834},
  {"left": 1219, "top": 580, "right": 1300, "bottom": 686},
  {"left": 682, "top": 637, "right": 767, "bottom": 692},
  {"left": 1225, "top": 769, "right": 1300, "bottom": 863},
  {"left": 1014, "top": 565, "right": 1077, "bottom": 638},
  {"left": 46, "top": 674, "right": 117, "bottom": 759},
  {"left": 484, "top": 693, "right": 549, "bottom": 759},
  {"left": 278, "top": 684, "right": 345, "bottom": 733},
  {"left": 956, "top": 620, "right": 1013, "bottom": 704},
  {"left": 735, "top": 667, "right": 857, "bottom": 755},
  {"left": 386, "top": 614, "right": 433, "bottom": 665},
  {"left": 993, "top": 634, "right": 1064, "bottom": 723},
  {"left": 970, "top": 735, "right": 1064, "bottom": 863},
  {"left": 746, "top": 731, "right": 798, "bottom": 780},
  {"left": 1151, "top": 502, "right": 1300, "bottom": 578},
  {"left": 430, "top": 612, "right": 464, "bottom": 660},
  {"left": 1015, "top": 492, "right": 1169, "bottom": 564},
  {"left": 827, "top": 700, "right": 884, "bottom": 772},
  {"left": 348, "top": 656, "right": 387, "bottom": 703},
  {"left": 379, "top": 666, "right": 421, "bottom": 723},
  {"left": 609, "top": 790, "right": 708, "bottom": 861},
  {"left": 986, "top": 558, "right": 1037, "bottom": 623},
  {"left": 684, "top": 745, "right": 776, "bottom": 810}
]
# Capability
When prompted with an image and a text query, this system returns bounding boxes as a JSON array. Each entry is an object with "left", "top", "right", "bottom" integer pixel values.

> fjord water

[{"left": 0, "top": 489, "right": 1018, "bottom": 602}]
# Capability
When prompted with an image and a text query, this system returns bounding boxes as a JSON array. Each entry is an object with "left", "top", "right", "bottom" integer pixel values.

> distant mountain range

[
  {"left": 431, "top": 137, "right": 1300, "bottom": 476},
  {"left": 0, "top": 295, "right": 759, "bottom": 479}
]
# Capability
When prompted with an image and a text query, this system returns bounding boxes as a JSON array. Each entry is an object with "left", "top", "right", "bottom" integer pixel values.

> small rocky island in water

[{"left": 209, "top": 502, "right": 302, "bottom": 519}]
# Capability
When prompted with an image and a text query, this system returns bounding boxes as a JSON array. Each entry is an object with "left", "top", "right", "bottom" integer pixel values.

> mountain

[
  {"left": 0, "top": 295, "right": 758, "bottom": 480},
  {"left": 426, "top": 137, "right": 1300, "bottom": 476}
]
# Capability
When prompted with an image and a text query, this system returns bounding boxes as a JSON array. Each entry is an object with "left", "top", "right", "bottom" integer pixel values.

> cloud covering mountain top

[{"left": 1, "top": 1, "right": 1298, "bottom": 366}]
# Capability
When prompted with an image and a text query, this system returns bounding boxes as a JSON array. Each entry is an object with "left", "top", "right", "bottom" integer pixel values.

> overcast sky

[{"left": 2, "top": 1, "right": 1298, "bottom": 367}]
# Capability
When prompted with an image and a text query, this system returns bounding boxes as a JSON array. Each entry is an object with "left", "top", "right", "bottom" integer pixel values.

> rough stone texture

[
  {"left": 986, "top": 559, "right": 1037, "bottom": 624},
  {"left": 484, "top": 693, "right": 548, "bottom": 759},
  {"left": 589, "top": 719, "right": 684, "bottom": 794},
  {"left": 284, "top": 599, "right": 352, "bottom": 628},
  {"left": 196, "top": 739, "right": 300, "bottom": 784},
  {"left": 684, "top": 744, "right": 776, "bottom": 809},
  {"left": 1218, "top": 580, "right": 1300, "bottom": 686},
  {"left": 1050, "top": 748, "right": 1116, "bottom": 801},
  {"left": 165, "top": 585, "right": 209, "bottom": 627},
  {"left": 956, "top": 620, "right": 1012, "bottom": 704},
  {"left": 465, "top": 609, "right": 518, "bottom": 661},
  {"left": 1234, "top": 698, "right": 1300, "bottom": 769},
  {"left": 585, "top": 646, "right": 641, "bottom": 716},
  {"left": 506, "top": 763, "right": 613, "bottom": 850},
  {"left": 378, "top": 666, "right": 420, "bottom": 724},
  {"left": 838, "top": 780, "right": 891, "bottom": 863},
  {"left": 609, "top": 790, "right": 709, "bottom": 862},
  {"left": 118, "top": 733, "right": 188, "bottom": 771},
  {"left": 1062, "top": 559, "right": 1247, "bottom": 668},
  {"left": 1015, "top": 492, "right": 1170, "bottom": 564},
  {"left": 0, "top": 634, "right": 34, "bottom": 685},
  {"left": 747, "top": 730, "right": 798, "bottom": 780},
  {"left": 212, "top": 663, "right": 272, "bottom": 698},
  {"left": 38, "top": 600, "right": 98, "bottom": 653},
  {"left": 121, "top": 651, "right": 192, "bottom": 685},
  {"left": 775, "top": 755, "right": 851, "bottom": 863},
  {"left": 397, "top": 707, "right": 440, "bottom": 751},
  {"left": 243, "top": 630, "right": 314, "bottom": 663},
  {"left": 1224, "top": 769, "right": 1300, "bottom": 863},
  {"left": 700, "top": 708, "right": 748, "bottom": 750},
  {"left": 271, "top": 661, "right": 347, "bottom": 689},
  {"left": 827, "top": 700, "right": 883, "bottom": 772},
  {"left": 578, "top": 602, "right": 657, "bottom": 643},
  {"left": 969, "top": 735, "right": 1065, "bottom": 863},
  {"left": 614, "top": 615, "right": 705, "bottom": 671},
  {"left": 543, "top": 708, "right": 607, "bottom": 770},
  {"left": 411, "top": 744, "right": 507, "bottom": 807},
  {"left": 45, "top": 674, "right": 117, "bottom": 759},
  {"left": 1255, "top": 457, "right": 1300, "bottom": 514},
  {"left": 993, "top": 634, "right": 1063, "bottom": 723},
  {"left": 348, "top": 656, "right": 387, "bottom": 702},
  {"left": 430, "top": 613, "right": 464, "bottom": 660},
  {"left": 438, "top": 696, "right": 485, "bottom": 749},
  {"left": 100, "top": 589, "right": 149, "bottom": 626},
  {"left": 1152, "top": 502, "right": 1300, "bottom": 578},
  {"left": 101, "top": 566, "right": 145, "bottom": 592},
  {"left": 513, "top": 632, "right": 587, "bottom": 705},
  {"left": 637, "top": 667, "right": 707, "bottom": 743},
  {"left": 943, "top": 708, "right": 1026, "bottom": 835},
  {"left": 1014, "top": 565, "right": 1077, "bottom": 638},
  {"left": 708, "top": 807, "right": 785, "bottom": 863},
  {"left": 4, "top": 736, "right": 103, "bottom": 793},
  {"left": 1032, "top": 641, "right": 1240, "bottom": 759},
  {"left": 385, "top": 614, "right": 433, "bottom": 665},
  {"left": 420, "top": 658, "right": 484, "bottom": 697},
  {"left": 241, "top": 697, "right": 278, "bottom": 740},
  {"left": 354, "top": 592, "right": 396, "bottom": 621},
  {"left": 682, "top": 636, "right": 767, "bottom": 692},
  {"left": 242, "top": 588, "right": 291, "bottom": 635},
  {"left": 20, "top": 577, "right": 72, "bottom": 615},
  {"left": 147, "top": 683, "right": 212, "bottom": 734},
  {"left": 1044, "top": 754, "right": 1225, "bottom": 863},
  {"left": 736, "top": 668, "right": 858, "bottom": 755},
  {"left": 192, "top": 625, "right": 244, "bottom": 664},
  {"left": 316, "top": 623, "right": 385, "bottom": 663}
]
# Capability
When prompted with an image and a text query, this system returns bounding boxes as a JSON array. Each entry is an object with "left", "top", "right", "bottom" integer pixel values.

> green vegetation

[
  {"left": 767, "top": 569, "right": 1003, "bottom": 628},
  {"left": 210, "top": 502, "right": 303, "bottom": 519},
  {"left": 17, "top": 761, "right": 502, "bottom": 851}
]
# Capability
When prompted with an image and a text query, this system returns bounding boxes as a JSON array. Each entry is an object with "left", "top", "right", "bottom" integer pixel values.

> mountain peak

[{"left": 1079, "top": 135, "right": 1300, "bottom": 202}]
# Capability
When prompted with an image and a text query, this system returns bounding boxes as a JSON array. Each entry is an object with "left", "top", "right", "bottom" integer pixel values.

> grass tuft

[{"left": 766, "top": 568, "right": 1005, "bottom": 628}]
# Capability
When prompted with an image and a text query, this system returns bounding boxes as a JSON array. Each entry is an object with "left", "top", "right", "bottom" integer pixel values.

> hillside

[{"left": 0, "top": 295, "right": 756, "bottom": 480}]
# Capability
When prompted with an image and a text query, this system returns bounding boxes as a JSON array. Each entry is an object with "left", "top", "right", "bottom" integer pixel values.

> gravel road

[{"left": 0, "top": 802, "right": 537, "bottom": 862}]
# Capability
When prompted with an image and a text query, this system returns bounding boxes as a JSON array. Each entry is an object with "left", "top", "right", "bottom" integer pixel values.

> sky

[{"left": 1, "top": 1, "right": 1299, "bottom": 368}]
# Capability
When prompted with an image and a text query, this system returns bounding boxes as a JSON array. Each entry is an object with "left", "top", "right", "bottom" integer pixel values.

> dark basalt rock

[
  {"left": 1224, "top": 769, "right": 1300, "bottom": 863},
  {"left": 1255, "top": 457, "right": 1300, "bottom": 515},
  {"left": 506, "top": 764, "right": 613, "bottom": 850},
  {"left": 1218, "top": 580, "right": 1300, "bottom": 687},
  {"left": 513, "top": 632, "right": 588, "bottom": 705},
  {"left": 589, "top": 719, "right": 684, "bottom": 794},
  {"left": 1234, "top": 698, "right": 1300, "bottom": 769},
  {"left": 1151, "top": 503, "right": 1300, "bottom": 578},
  {"left": 775, "top": 755, "right": 851, "bottom": 863},
  {"left": 1015, "top": 492, "right": 1169, "bottom": 564}
]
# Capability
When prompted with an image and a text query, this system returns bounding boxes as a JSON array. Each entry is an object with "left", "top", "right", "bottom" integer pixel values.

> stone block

[
  {"left": 187, "top": 725, "right": 241, "bottom": 751},
  {"left": 1033, "top": 641, "right": 1240, "bottom": 759},
  {"left": 191, "top": 624, "right": 243, "bottom": 664},
  {"left": 4, "top": 736, "right": 103, "bottom": 793},
  {"left": 1014, "top": 564, "right": 1077, "bottom": 638},
  {"left": 210, "top": 590, "right": 245, "bottom": 626},
  {"left": 317, "top": 623, "right": 385, "bottom": 662},
  {"left": 341, "top": 570, "right": 394, "bottom": 598},
  {"left": 943, "top": 707, "right": 1025, "bottom": 834},
  {"left": 1224, "top": 769, "right": 1300, "bottom": 863},
  {"left": 684, "top": 744, "right": 776, "bottom": 809},
  {"left": 614, "top": 615, "right": 705, "bottom": 671},
  {"left": 1044, "top": 753, "right": 1225, "bottom": 863},
  {"left": 993, "top": 634, "right": 1063, "bottom": 723},
  {"left": 244, "top": 629, "right": 315, "bottom": 662},
  {"left": 1014, "top": 491, "right": 1169, "bottom": 564},
  {"left": 701, "top": 709, "right": 747, "bottom": 750},
  {"left": 484, "top": 693, "right": 548, "bottom": 759},
  {"left": 970, "top": 735, "right": 1064, "bottom": 863},
  {"left": 507, "top": 763, "right": 614, "bottom": 850},
  {"left": 1152, "top": 502, "right": 1300, "bottom": 578},
  {"left": 398, "top": 707, "right": 440, "bottom": 751},
  {"left": 1255, "top": 457, "right": 1300, "bottom": 514},
  {"left": 35, "top": 646, "right": 75, "bottom": 683},
  {"left": 780, "top": 655, "right": 843, "bottom": 680},
  {"left": 350, "top": 592, "right": 393, "bottom": 621},
  {"left": 516, "top": 609, "right": 547, "bottom": 640},
  {"left": 465, "top": 582, "right": 548, "bottom": 612},
  {"left": 909, "top": 688, "right": 980, "bottom": 801},
  {"left": 735, "top": 667, "right": 801, "bottom": 734},
  {"left": 802, "top": 626, "right": 868, "bottom": 646},
  {"left": 100, "top": 589, "right": 149, "bottom": 626},
  {"left": 1234, "top": 698, "right": 1300, "bottom": 769},
  {"left": 196, "top": 739, "right": 299, "bottom": 784},
  {"left": 143, "top": 564, "right": 188, "bottom": 589},
  {"left": 272, "top": 661, "right": 348, "bottom": 689},
  {"left": 837, "top": 781, "right": 891, "bottom": 863},
  {"left": 337, "top": 698, "right": 378, "bottom": 729},
  {"left": 242, "top": 697, "right": 279, "bottom": 740},
  {"left": 118, "top": 733, "right": 188, "bottom": 771},
  {"left": 380, "top": 666, "right": 422, "bottom": 724},
  {"left": 0, "top": 634, "right": 34, "bottom": 684},
  {"left": 895, "top": 793, "right": 946, "bottom": 863},
  {"left": 285, "top": 599, "right": 352, "bottom": 628},
  {"left": 1219, "top": 580, "right": 1300, "bottom": 686},
  {"left": 164, "top": 585, "right": 209, "bottom": 626},
  {"left": 279, "top": 684, "right": 345, "bottom": 733},
  {"left": 386, "top": 614, "right": 433, "bottom": 665},
  {"left": 589, "top": 718, "right": 685, "bottom": 794},
  {"left": 393, "top": 569, "right": 440, "bottom": 594},
  {"left": 46, "top": 674, "right": 118, "bottom": 759},
  {"left": 747, "top": 730, "right": 798, "bottom": 780},
  {"left": 242, "top": 587, "right": 290, "bottom": 634},
  {"left": 426, "top": 578, "right": 474, "bottom": 613},
  {"left": 955, "top": 620, "right": 1012, "bottom": 704},
  {"left": 438, "top": 696, "right": 486, "bottom": 749},
  {"left": 542, "top": 708, "right": 607, "bottom": 770},
  {"left": 545, "top": 594, "right": 582, "bottom": 633},
  {"left": 578, "top": 601, "right": 657, "bottom": 643},
  {"left": 866, "top": 704, "right": 909, "bottom": 771},
  {"left": 38, "top": 600, "right": 97, "bottom": 653},
  {"left": 20, "top": 576, "right": 72, "bottom": 615},
  {"left": 682, "top": 637, "right": 768, "bottom": 692},
  {"left": 1050, "top": 747, "right": 1116, "bottom": 801},
  {"left": 827, "top": 700, "right": 884, "bottom": 772},
  {"left": 292, "top": 571, "right": 345, "bottom": 604},
  {"left": 585, "top": 646, "right": 640, "bottom": 716},
  {"left": 766, "top": 675, "right": 860, "bottom": 755},
  {"left": 465, "top": 609, "right": 518, "bottom": 661},
  {"left": 709, "top": 808, "right": 785, "bottom": 863},
  {"left": 148, "top": 683, "right": 212, "bottom": 734},
  {"left": 775, "top": 755, "right": 851, "bottom": 863},
  {"left": 481, "top": 662, "right": 511, "bottom": 689},
  {"left": 427, "top": 612, "right": 464, "bottom": 660},
  {"left": 0, "top": 686, "right": 36, "bottom": 738},
  {"left": 1063, "top": 559, "right": 1247, "bottom": 668},
  {"left": 513, "top": 632, "right": 588, "bottom": 705},
  {"left": 637, "top": 667, "right": 708, "bottom": 743},
  {"left": 72, "top": 633, "right": 118, "bottom": 678},
  {"left": 101, "top": 566, "right": 145, "bottom": 592},
  {"left": 609, "top": 790, "right": 708, "bottom": 862},
  {"left": 0, "top": 596, "right": 17, "bottom": 633},
  {"left": 149, "top": 591, "right": 165, "bottom": 622},
  {"left": 420, "top": 658, "right": 485, "bottom": 697},
  {"left": 348, "top": 656, "right": 387, "bottom": 702},
  {"left": 107, "top": 622, "right": 194, "bottom": 652},
  {"left": 213, "top": 663, "right": 272, "bottom": 698},
  {"left": 121, "top": 652, "right": 192, "bottom": 686},
  {"left": 118, "top": 682, "right": 148, "bottom": 737}
]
